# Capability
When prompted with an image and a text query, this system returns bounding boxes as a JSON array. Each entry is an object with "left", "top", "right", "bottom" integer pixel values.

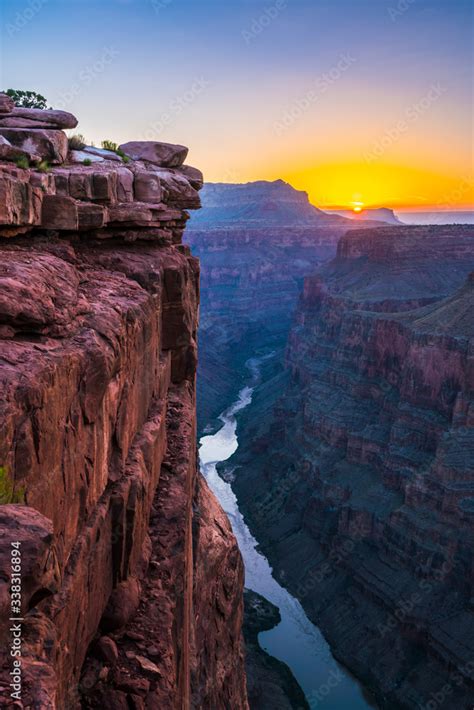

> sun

[{"left": 352, "top": 201, "right": 364, "bottom": 213}]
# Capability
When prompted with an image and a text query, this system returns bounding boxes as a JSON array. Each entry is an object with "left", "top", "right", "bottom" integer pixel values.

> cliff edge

[{"left": 0, "top": 96, "right": 247, "bottom": 709}]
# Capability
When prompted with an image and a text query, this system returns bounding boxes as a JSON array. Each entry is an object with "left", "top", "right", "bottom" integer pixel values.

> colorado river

[{"left": 199, "top": 360, "right": 375, "bottom": 709}]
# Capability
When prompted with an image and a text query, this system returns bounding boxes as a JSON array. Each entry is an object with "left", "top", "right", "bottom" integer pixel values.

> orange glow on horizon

[{"left": 270, "top": 161, "right": 474, "bottom": 212}]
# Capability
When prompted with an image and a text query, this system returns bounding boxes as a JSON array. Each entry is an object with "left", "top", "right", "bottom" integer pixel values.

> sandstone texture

[
  {"left": 231, "top": 225, "right": 474, "bottom": 709},
  {"left": 0, "top": 102, "right": 248, "bottom": 709},
  {"left": 119, "top": 141, "right": 189, "bottom": 168}
]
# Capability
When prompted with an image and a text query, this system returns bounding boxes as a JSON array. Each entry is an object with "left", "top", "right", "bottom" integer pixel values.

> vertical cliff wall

[
  {"left": 232, "top": 225, "right": 474, "bottom": 708},
  {"left": 0, "top": 97, "right": 247, "bottom": 709}
]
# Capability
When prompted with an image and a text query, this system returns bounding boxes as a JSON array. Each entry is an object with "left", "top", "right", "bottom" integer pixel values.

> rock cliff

[
  {"left": 0, "top": 97, "right": 247, "bottom": 709},
  {"left": 186, "top": 180, "right": 390, "bottom": 430},
  {"left": 231, "top": 225, "right": 474, "bottom": 709}
]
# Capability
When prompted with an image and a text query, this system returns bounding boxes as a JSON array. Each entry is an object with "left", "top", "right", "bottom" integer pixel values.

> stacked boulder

[{"left": 0, "top": 92, "right": 203, "bottom": 241}]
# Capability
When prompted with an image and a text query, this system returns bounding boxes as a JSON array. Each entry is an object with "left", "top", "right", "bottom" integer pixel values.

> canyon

[
  {"left": 229, "top": 224, "right": 474, "bottom": 708},
  {"left": 0, "top": 92, "right": 472, "bottom": 710},
  {"left": 186, "top": 181, "right": 474, "bottom": 707},
  {"left": 0, "top": 98, "right": 247, "bottom": 709},
  {"left": 185, "top": 180, "right": 387, "bottom": 430}
]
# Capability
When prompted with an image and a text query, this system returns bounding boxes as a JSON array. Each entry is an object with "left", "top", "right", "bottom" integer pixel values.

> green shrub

[
  {"left": 83, "top": 158, "right": 92, "bottom": 166},
  {"left": 68, "top": 134, "right": 86, "bottom": 151},
  {"left": 14, "top": 156, "right": 29, "bottom": 169},
  {"left": 5, "top": 89, "right": 48, "bottom": 109},
  {"left": 0, "top": 466, "right": 25, "bottom": 504},
  {"left": 101, "top": 139, "right": 118, "bottom": 152},
  {"left": 114, "top": 147, "right": 130, "bottom": 163},
  {"left": 37, "top": 160, "right": 51, "bottom": 173}
]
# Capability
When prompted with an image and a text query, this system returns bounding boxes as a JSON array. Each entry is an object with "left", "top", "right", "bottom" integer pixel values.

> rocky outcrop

[
  {"left": 243, "top": 590, "right": 309, "bottom": 710},
  {"left": 0, "top": 97, "right": 247, "bottom": 709},
  {"left": 231, "top": 225, "right": 474, "bottom": 709}
]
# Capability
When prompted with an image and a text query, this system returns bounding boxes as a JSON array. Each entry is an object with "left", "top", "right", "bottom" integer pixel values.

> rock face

[
  {"left": 0, "top": 104, "right": 248, "bottom": 709},
  {"left": 186, "top": 180, "right": 396, "bottom": 430},
  {"left": 119, "top": 141, "right": 189, "bottom": 168},
  {"left": 0, "top": 127, "right": 69, "bottom": 164},
  {"left": 231, "top": 225, "right": 474, "bottom": 709}
]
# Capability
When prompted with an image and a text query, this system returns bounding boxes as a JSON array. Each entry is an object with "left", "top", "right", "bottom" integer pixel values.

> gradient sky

[{"left": 0, "top": 0, "right": 472, "bottom": 209}]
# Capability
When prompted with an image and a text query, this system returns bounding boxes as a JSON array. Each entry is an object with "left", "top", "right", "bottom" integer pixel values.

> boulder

[
  {"left": 0, "top": 93, "right": 15, "bottom": 113},
  {"left": 133, "top": 169, "right": 163, "bottom": 202},
  {"left": 83, "top": 146, "right": 122, "bottom": 162},
  {"left": 94, "top": 636, "right": 119, "bottom": 665},
  {"left": 116, "top": 167, "right": 134, "bottom": 202},
  {"left": 69, "top": 149, "right": 104, "bottom": 164},
  {"left": 119, "top": 141, "right": 188, "bottom": 168},
  {"left": 101, "top": 577, "right": 141, "bottom": 631},
  {"left": 41, "top": 194, "right": 79, "bottom": 230},
  {"left": 0, "top": 127, "right": 68, "bottom": 164},
  {"left": 154, "top": 168, "right": 200, "bottom": 209},
  {"left": 68, "top": 172, "right": 94, "bottom": 200},
  {"left": 77, "top": 202, "right": 106, "bottom": 230},
  {"left": 0, "top": 135, "right": 38, "bottom": 163},
  {"left": 92, "top": 171, "right": 118, "bottom": 202},
  {"left": 177, "top": 164, "right": 204, "bottom": 190},
  {"left": 115, "top": 676, "right": 150, "bottom": 695},
  {"left": 0, "top": 172, "right": 43, "bottom": 227},
  {"left": 0, "top": 107, "right": 78, "bottom": 129},
  {"left": 135, "top": 655, "right": 161, "bottom": 679}
]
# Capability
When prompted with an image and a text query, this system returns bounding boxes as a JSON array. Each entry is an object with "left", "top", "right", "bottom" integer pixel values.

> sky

[{"left": 0, "top": 0, "right": 472, "bottom": 210}]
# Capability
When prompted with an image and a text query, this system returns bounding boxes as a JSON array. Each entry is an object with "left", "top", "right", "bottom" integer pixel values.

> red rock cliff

[
  {"left": 0, "top": 97, "right": 247, "bottom": 709},
  {"left": 232, "top": 225, "right": 474, "bottom": 709}
]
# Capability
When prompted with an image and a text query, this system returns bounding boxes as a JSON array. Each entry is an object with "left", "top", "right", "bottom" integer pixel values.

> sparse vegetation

[
  {"left": 14, "top": 156, "right": 29, "bottom": 169},
  {"left": 0, "top": 466, "right": 25, "bottom": 504},
  {"left": 37, "top": 160, "right": 51, "bottom": 173},
  {"left": 83, "top": 158, "right": 92, "bottom": 166},
  {"left": 5, "top": 89, "right": 48, "bottom": 109},
  {"left": 101, "top": 140, "right": 131, "bottom": 163},
  {"left": 101, "top": 139, "right": 118, "bottom": 152},
  {"left": 68, "top": 134, "right": 86, "bottom": 151}
]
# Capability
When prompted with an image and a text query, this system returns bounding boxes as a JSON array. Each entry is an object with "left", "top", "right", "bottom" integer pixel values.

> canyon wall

[
  {"left": 0, "top": 98, "right": 247, "bottom": 709},
  {"left": 231, "top": 225, "right": 474, "bottom": 709},
  {"left": 185, "top": 180, "right": 388, "bottom": 430}
]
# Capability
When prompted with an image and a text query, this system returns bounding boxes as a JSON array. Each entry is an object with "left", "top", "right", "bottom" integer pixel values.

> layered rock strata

[
  {"left": 186, "top": 180, "right": 389, "bottom": 430},
  {"left": 232, "top": 225, "right": 474, "bottom": 709},
  {"left": 0, "top": 97, "right": 247, "bottom": 709}
]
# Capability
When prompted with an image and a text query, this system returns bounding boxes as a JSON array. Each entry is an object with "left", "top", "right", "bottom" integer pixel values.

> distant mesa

[
  {"left": 324, "top": 206, "right": 403, "bottom": 225},
  {"left": 190, "top": 180, "right": 400, "bottom": 228}
]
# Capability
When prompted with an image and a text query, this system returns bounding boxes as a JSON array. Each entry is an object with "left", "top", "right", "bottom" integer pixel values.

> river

[{"left": 199, "top": 359, "right": 375, "bottom": 709}]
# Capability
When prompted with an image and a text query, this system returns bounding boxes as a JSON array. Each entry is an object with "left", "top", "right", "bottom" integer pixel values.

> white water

[{"left": 199, "top": 361, "right": 374, "bottom": 709}]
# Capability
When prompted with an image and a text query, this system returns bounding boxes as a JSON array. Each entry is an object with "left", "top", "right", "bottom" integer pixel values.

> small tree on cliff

[{"left": 5, "top": 89, "right": 48, "bottom": 109}]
